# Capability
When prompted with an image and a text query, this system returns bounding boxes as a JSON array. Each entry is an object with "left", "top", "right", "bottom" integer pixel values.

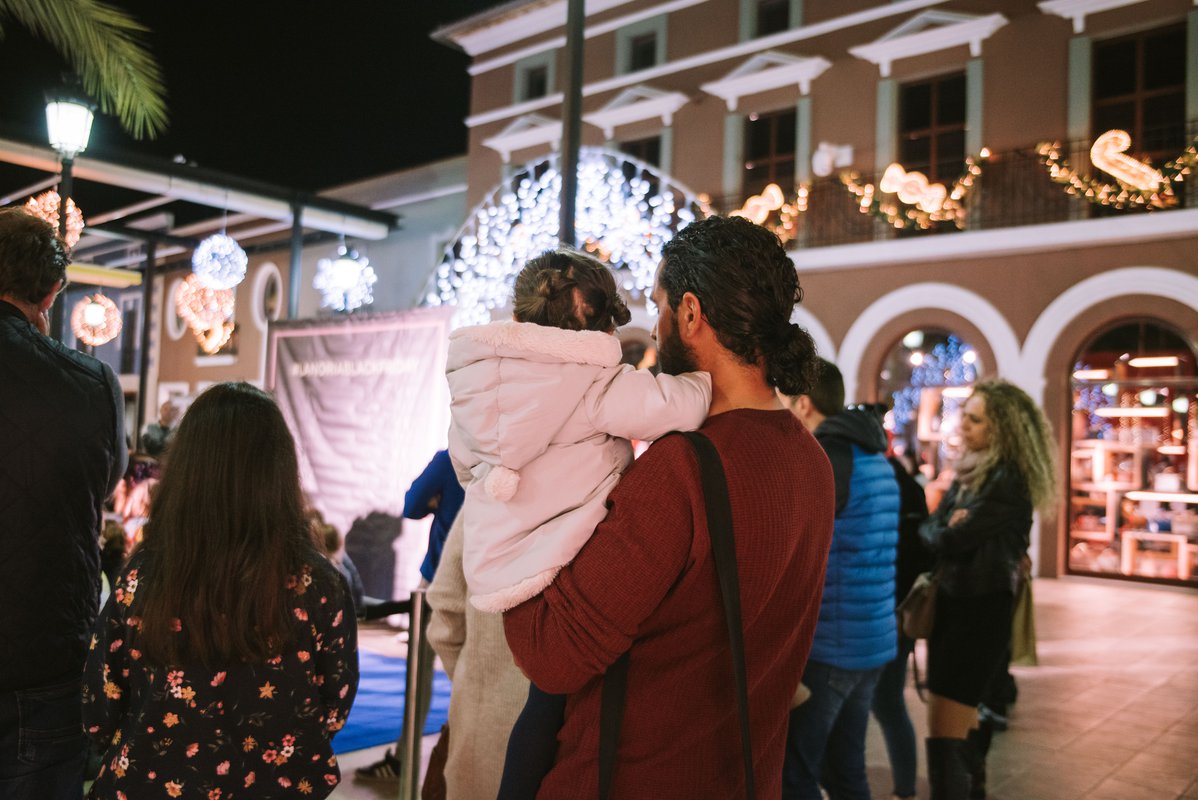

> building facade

[{"left": 434, "top": 0, "right": 1198, "bottom": 586}]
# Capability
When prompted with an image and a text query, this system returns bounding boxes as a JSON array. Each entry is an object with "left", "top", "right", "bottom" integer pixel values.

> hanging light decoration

[
  {"left": 176, "top": 273, "right": 235, "bottom": 354},
  {"left": 840, "top": 150, "right": 989, "bottom": 231},
  {"left": 314, "top": 244, "right": 377, "bottom": 312},
  {"left": 1037, "top": 132, "right": 1197, "bottom": 210},
  {"left": 24, "top": 190, "right": 85, "bottom": 246},
  {"left": 731, "top": 182, "right": 809, "bottom": 244},
  {"left": 191, "top": 233, "right": 248, "bottom": 290},
  {"left": 70, "top": 294, "right": 121, "bottom": 346},
  {"left": 423, "top": 147, "right": 706, "bottom": 329}
]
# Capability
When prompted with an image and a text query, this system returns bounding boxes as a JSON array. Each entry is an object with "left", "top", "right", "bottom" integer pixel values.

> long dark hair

[
  {"left": 135, "top": 382, "right": 319, "bottom": 668},
  {"left": 660, "top": 215, "right": 819, "bottom": 395}
]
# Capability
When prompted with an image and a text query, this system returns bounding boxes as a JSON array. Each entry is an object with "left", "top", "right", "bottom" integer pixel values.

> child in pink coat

[
  {"left": 445, "top": 247, "right": 711, "bottom": 798},
  {"left": 446, "top": 248, "right": 711, "bottom": 614}
]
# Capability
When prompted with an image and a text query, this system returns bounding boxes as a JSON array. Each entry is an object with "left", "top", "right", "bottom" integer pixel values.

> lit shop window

[{"left": 1068, "top": 321, "right": 1197, "bottom": 585}]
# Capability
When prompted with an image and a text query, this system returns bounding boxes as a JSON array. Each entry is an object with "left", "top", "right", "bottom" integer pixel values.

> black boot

[
  {"left": 926, "top": 738, "right": 972, "bottom": 800},
  {"left": 965, "top": 725, "right": 993, "bottom": 799}
]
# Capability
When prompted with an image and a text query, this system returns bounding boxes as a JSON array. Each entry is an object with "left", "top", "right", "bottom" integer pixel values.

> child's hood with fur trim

[{"left": 446, "top": 320, "right": 622, "bottom": 476}]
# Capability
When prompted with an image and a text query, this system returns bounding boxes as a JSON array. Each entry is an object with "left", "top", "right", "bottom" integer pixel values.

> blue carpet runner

[{"left": 334, "top": 650, "right": 451, "bottom": 754}]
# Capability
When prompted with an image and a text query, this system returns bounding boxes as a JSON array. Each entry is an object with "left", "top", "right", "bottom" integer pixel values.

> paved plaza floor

[{"left": 332, "top": 576, "right": 1198, "bottom": 799}]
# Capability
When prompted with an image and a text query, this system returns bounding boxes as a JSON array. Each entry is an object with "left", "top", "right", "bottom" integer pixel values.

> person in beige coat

[{"left": 426, "top": 514, "right": 529, "bottom": 799}]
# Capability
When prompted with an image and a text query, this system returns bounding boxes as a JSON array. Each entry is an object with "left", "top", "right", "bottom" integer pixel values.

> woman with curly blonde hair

[{"left": 918, "top": 379, "right": 1056, "bottom": 800}]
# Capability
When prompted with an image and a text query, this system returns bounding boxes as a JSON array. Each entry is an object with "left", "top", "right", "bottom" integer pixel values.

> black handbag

[{"left": 597, "top": 431, "right": 756, "bottom": 800}]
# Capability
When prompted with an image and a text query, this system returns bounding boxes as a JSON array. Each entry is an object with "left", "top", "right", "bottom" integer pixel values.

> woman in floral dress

[{"left": 83, "top": 382, "right": 359, "bottom": 799}]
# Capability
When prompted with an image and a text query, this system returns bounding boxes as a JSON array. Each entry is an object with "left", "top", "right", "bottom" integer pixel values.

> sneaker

[{"left": 354, "top": 748, "right": 402, "bottom": 783}]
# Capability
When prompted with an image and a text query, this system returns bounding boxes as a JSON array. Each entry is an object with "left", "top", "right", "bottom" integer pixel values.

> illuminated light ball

[
  {"left": 314, "top": 246, "right": 377, "bottom": 313},
  {"left": 962, "top": 349, "right": 978, "bottom": 365},
  {"left": 909, "top": 351, "right": 924, "bottom": 367},
  {"left": 1174, "top": 397, "right": 1190, "bottom": 414},
  {"left": 25, "top": 190, "right": 85, "bottom": 247},
  {"left": 70, "top": 294, "right": 121, "bottom": 346},
  {"left": 176, "top": 272, "right": 235, "bottom": 331},
  {"left": 191, "top": 233, "right": 248, "bottom": 290}
]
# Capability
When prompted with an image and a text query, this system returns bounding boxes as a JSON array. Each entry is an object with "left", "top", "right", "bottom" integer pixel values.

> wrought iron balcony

[{"left": 712, "top": 123, "right": 1198, "bottom": 250}]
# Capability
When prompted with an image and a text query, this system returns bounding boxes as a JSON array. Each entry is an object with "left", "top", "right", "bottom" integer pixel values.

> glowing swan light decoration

[{"left": 1089, "top": 129, "right": 1164, "bottom": 192}]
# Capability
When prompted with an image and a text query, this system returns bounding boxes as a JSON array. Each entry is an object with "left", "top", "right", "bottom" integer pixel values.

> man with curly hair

[{"left": 503, "top": 216, "right": 835, "bottom": 797}]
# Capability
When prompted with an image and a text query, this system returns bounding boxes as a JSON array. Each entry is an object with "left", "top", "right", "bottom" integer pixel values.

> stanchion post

[{"left": 398, "top": 588, "right": 432, "bottom": 800}]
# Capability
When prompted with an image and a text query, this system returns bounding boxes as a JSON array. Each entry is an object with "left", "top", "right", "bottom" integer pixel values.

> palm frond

[{"left": 0, "top": 0, "right": 168, "bottom": 139}]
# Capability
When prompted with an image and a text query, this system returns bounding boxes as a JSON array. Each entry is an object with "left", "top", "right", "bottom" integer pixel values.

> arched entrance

[
  {"left": 1066, "top": 320, "right": 1198, "bottom": 586},
  {"left": 421, "top": 147, "right": 706, "bottom": 328}
]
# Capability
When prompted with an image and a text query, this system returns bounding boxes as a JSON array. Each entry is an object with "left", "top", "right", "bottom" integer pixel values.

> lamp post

[{"left": 45, "top": 84, "right": 96, "bottom": 340}]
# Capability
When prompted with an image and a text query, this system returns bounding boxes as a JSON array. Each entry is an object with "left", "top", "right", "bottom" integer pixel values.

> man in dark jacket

[
  {"left": 782, "top": 359, "right": 900, "bottom": 800},
  {"left": 0, "top": 209, "right": 126, "bottom": 798}
]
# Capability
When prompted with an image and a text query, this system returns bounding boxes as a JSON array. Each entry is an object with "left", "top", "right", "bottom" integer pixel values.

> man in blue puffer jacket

[{"left": 782, "top": 359, "right": 900, "bottom": 800}]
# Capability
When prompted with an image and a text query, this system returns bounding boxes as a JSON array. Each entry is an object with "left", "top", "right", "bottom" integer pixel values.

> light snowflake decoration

[
  {"left": 176, "top": 273, "right": 236, "bottom": 354},
  {"left": 891, "top": 335, "right": 978, "bottom": 465},
  {"left": 25, "top": 190, "right": 85, "bottom": 247},
  {"left": 423, "top": 147, "right": 707, "bottom": 328},
  {"left": 191, "top": 233, "right": 248, "bottom": 290},
  {"left": 314, "top": 245, "right": 377, "bottom": 312},
  {"left": 70, "top": 294, "right": 121, "bottom": 346}
]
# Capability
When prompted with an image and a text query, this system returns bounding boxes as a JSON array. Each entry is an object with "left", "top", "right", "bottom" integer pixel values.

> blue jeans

[
  {"left": 783, "top": 660, "right": 883, "bottom": 800},
  {"left": 871, "top": 636, "right": 917, "bottom": 798},
  {"left": 0, "top": 678, "right": 86, "bottom": 800}
]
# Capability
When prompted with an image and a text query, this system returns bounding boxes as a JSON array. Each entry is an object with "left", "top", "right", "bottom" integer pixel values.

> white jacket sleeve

[{"left": 585, "top": 367, "right": 711, "bottom": 442}]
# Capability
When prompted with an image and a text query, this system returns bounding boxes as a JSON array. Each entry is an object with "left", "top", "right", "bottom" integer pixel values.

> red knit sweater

[{"left": 504, "top": 408, "right": 835, "bottom": 799}]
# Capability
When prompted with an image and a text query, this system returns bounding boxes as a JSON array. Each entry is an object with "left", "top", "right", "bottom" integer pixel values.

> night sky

[{"left": 0, "top": 1, "right": 507, "bottom": 192}]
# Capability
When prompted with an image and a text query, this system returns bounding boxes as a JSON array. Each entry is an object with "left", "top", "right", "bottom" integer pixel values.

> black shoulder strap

[
  {"left": 683, "top": 431, "right": 756, "bottom": 800},
  {"left": 597, "top": 432, "right": 755, "bottom": 800}
]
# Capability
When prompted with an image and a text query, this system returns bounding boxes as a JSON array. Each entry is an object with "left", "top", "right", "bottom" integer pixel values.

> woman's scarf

[{"left": 954, "top": 448, "right": 990, "bottom": 496}]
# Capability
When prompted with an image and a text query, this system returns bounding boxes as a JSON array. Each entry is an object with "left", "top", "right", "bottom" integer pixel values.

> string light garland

[
  {"left": 175, "top": 273, "right": 235, "bottom": 354},
  {"left": 191, "top": 233, "right": 248, "bottom": 290},
  {"left": 70, "top": 294, "right": 121, "bottom": 346},
  {"left": 24, "top": 190, "right": 84, "bottom": 246},
  {"left": 731, "top": 182, "right": 809, "bottom": 245},
  {"left": 841, "top": 151, "right": 988, "bottom": 231},
  {"left": 314, "top": 245, "right": 377, "bottom": 312},
  {"left": 423, "top": 147, "right": 706, "bottom": 328},
  {"left": 1037, "top": 131, "right": 1197, "bottom": 210}
]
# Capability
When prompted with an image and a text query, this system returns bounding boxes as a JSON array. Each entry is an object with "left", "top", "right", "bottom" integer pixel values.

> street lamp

[{"left": 45, "top": 82, "right": 96, "bottom": 340}]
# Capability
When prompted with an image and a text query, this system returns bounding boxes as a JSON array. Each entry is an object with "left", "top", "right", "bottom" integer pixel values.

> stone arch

[
  {"left": 1020, "top": 267, "right": 1198, "bottom": 405},
  {"left": 1020, "top": 268, "right": 1198, "bottom": 578},
  {"left": 792, "top": 305, "right": 837, "bottom": 364},
  {"left": 838, "top": 282, "right": 1021, "bottom": 402}
]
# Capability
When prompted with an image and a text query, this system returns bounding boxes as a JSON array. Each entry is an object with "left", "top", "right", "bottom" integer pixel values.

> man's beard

[{"left": 657, "top": 321, "right": 698, "bottom": 376}]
